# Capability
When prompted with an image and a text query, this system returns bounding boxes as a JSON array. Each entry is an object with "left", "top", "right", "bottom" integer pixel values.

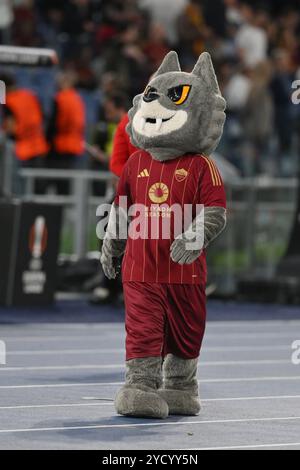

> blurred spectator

[
  {"left": 235, "top": 3, "right": 268, "bottom": 68},
  {"left": 46, "top": 70, "right": 86, "bottom": 193},
  {"left": 93, "top": 92, "right": 130, "bottom": 163},
  {"left": 91, "top": 92, "right": 130, "bottom": 194},
  {"left": 275, "top": 8, "right": 300, "bottom": 67},
  {"left": 103, "top": 23, "right": 149, "bottom": 98},
  {"left": 140, "top": 0, "right": 187, "bottom": 45},
  {"left": 2, "top": 72, "right": 48, "bottom": 165},
  {"left": 12, "top": 0, "right": 40, "bottom": 47},
  {"left": 0, "top": 0, "right": 14, "bottom": 44},
  {"left": 242, "top": 61, "right": 274, "bottom": 175},
  {"left": 270, "top": 48, "right": 296, "bottom": 175},
  {"left": 143, "top": 22, "right": 170, "bottom": 70},
  {"left": 110, "top": 114, "right": 138, "bottom": 177},
  {"left": 71, "top": 46, "right": 98, "bottom": 90},
  {"left": 224, "top": 0, "right": 243, "bottom": 28},
  {"left": 0, "top": 0, "right": 299, "bottom": 181},
  {"left": 1, "top": 72, "right": 48, "bottom": 193},
  {"left": 100, "top": 72, "right": 124, "bottom": 96},
  {"left": 202, "top": 0, "right": 227, "bottom": 39},
  {"left": 219, "top": 60, "right": 250, "bottom": 174},
  {"left": 224, "top": 64, "right": 251, "bottom": 112},
  {"left": 176, "top": 0, "right": 208, "bottom": 65}
]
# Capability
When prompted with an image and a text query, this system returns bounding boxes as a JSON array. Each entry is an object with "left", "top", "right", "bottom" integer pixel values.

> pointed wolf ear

[
  {"left": 192, "top": 52, "right": 220, "bottom": 93},
  {"left": 152, "top": 51, "right": 181, "bottom": 78}
]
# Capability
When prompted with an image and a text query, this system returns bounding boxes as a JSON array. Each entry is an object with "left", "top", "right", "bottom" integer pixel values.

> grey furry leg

[
  {"left": 115, "top": 357, "right": 169, "bottom": 419},
  {"left": 158, "top": 354, "right": 200, "bottom": 416}
]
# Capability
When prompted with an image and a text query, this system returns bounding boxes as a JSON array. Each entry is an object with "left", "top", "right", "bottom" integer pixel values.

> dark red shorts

[{"left": 123, "top": 282, "right": 206, "bottom": 361}]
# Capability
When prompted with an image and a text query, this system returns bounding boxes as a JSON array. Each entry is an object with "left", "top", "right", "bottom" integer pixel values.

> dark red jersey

[{"left": 114, "top": 150, "right": 226, "bottom": 284}]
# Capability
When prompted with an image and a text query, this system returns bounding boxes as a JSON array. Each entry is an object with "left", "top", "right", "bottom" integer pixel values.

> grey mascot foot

[
  {"left": 158, "top": 354, "right": 201, "bottom": 416},
  {"left": 115, "top": 357, "right": 169, "bottom": 419}
]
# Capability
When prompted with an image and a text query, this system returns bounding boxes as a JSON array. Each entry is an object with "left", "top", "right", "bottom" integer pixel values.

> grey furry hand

[
  {"left": 170, "top": 236, "right": 202, "bottom": 265},
  {"left": 100, "top": 203, "right": 128, "bottom": 279},
  {"left": 100, "top": 240, "right": 117, "bottom": 279},
  {"left": 170, "top": 207, "right": 227, "bottom": 265}
]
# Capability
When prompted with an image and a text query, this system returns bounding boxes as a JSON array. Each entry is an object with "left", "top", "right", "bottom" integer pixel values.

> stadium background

[
  {"left": 0, "top": 0, "right": 300, "bottom": 452},
  {"left": 0, "top": 0, "right": 300, "bottom": 302}
]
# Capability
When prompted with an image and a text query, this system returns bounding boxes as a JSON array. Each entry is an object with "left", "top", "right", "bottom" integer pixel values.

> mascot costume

[{"left": 100, "top": 51, "right": 227, "bottom": 419}]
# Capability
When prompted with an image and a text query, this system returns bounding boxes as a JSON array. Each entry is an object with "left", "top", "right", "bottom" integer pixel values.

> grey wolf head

[{"left": 127, "top": 51, "right": 226, "bottom": 161}]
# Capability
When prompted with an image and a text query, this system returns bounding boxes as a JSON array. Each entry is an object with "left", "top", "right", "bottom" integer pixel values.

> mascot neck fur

[{"left": 127, "top": 51, "right": 226, "bottom": 162}]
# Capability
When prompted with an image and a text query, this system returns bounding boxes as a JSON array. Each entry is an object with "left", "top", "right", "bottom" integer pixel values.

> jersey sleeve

[
  {"left": 197, "top": 157, "right": 226, "bottom": 208},
  {"left": 114, "top": 159, "right": 132, "bottom": 208}
]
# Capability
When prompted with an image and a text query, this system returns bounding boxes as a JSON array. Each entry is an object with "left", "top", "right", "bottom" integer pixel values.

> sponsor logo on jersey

[
  {"left": 138, "top": 169, "right": 150, "bottom": 178},
  {"left": 148, "top": 182, "right": 169, "bottom": 203}
]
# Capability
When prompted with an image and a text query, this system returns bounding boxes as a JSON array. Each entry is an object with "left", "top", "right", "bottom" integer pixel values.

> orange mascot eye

[{"left": 167, "top": 85, "right": 191, "bottom": 105}]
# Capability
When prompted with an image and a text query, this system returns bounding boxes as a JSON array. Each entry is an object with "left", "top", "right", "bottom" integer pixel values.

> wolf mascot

[{"left": 100, "top": 51, "right": 227, "bottom": 418}]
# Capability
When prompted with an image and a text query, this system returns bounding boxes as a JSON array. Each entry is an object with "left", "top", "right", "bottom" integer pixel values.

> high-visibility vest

[
  {"left": 5, "top": 89, "right": 49, "bottom": 161},
  {"left": 53, "top": 89, "right": 85, "bottom": 155}
]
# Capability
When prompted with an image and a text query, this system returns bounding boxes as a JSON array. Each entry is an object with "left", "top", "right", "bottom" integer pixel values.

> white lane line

[
  {"left": 0, "top": 323, "right": 121, "bottom": 330},
  {"left": 1, "top": 376, "right": 300, "bottom": 390},
  {"left": 7, "top": 349, "right": 124, "bottom": 356},
  {"left": 1, "top": 320, "right": 299, "bottom": 332},
  {"left": 192, "top": 332, "right": 298, "bottom": 339},
  {"left": 0, "top": 403, "right": 113, "bottom": 410},
  {"left": 193, "top": 359, "right": 292, "bottom": 366},
  {"left": 187, "top": 442, "right": 300, "bottom": 450},
  {"left": 0, "top": 364, "right": 123, "bottom": 372},
  {"left": 1, "top": 394, "right": 300, "bottom": 410},
  {"left": 2, "top": 335, "right": 123, "bottom": 342},
  {"left": 2, "top": 332, "right": 298, "bottom": 342},
  {"left": 6, "top": 345, "right": 291, "bottom": 355},
  {"left": 202, "top": 345, "right": 291, "bottom": 352},
  {"left": 0, "top": 416, "right": 300, "bottom": 434},
  {"left": 202, "top": 394, "right": 300, "bottom": 402},
  {"left": 0, "top": 382, "right": 124, "bottom": 390},
  {"left": 206, "top": 320, "right": 300, "bottom": 327},
  {"left": 0, "top": 359, "right": 291, "bottom": 372},
  {"left": 80, "top": 394, "right": 300, "bottom": 404}
]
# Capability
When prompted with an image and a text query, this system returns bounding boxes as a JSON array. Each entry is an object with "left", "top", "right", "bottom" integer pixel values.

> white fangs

[
  {"left": 140, "top": 117, "right": 163, "bottom": 132},
  {"left": 155, "top": 118, "right": 163, "bottom": 131},
  {"left": 133, "top": 104, "right": 188, "bottom": 138}
]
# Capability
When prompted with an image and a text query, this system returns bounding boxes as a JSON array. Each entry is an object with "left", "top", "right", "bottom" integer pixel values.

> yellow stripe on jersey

[
  {"left": 201, "top": 156, "right": 216, "bottom": 185},
  {"left": 209, "top": 159, "right": 222, "bottom": 186},
  {"left": 212, "top": 160, "right": 222, "bottom": 186},
  {"left": 201, "top": 155, "right": 222, "bottom": 186}
]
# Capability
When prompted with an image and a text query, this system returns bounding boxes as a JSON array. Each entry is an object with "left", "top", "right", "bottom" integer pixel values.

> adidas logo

[{"left": 138, "top": 169, "right": 150, "bottom": 178}]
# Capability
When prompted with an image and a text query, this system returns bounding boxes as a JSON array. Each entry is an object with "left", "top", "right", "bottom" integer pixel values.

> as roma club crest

[{"left": 175, "top": 168, "right": 188, "bottom": 182}]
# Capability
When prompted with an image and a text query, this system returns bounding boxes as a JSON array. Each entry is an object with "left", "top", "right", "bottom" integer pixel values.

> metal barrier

[
  {"left": 212, "top": 178, "right": 298, "bottom": 294},
  {"left": 20, "top": 168, "right": 114, "bottom": 258},
  {"left": 18, "top": 168, "right": 298, "bottom": 294},
  {"left": 0, "top": 141, "right": 15, "bottom": 195}
]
